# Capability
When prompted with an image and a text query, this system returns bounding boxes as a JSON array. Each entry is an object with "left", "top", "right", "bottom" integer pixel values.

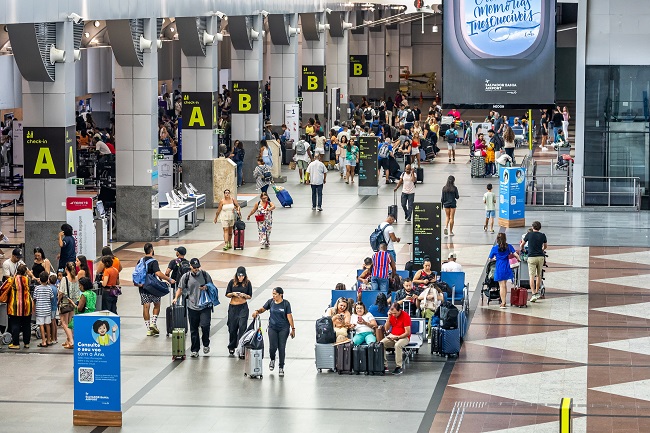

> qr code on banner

[{"left": 78, "top": 367, "right": 95, "bottom": 384}]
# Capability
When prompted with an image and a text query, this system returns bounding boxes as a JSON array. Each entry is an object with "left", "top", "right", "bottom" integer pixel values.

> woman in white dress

[{"left": 214, "top": 189, "right": 241, "bottom": 250}]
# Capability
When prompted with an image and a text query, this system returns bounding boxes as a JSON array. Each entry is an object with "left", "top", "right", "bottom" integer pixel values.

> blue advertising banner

[
  {"left": 498, "top": 166, "right": 526, "bottom": 227},
  {"left": 74, "top": 313, "right": 121, "bottom": 413}
]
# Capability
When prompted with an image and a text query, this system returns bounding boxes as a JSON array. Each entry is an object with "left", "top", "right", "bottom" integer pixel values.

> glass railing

[
  {"left": 582, "top": 177, "right": 641, "bottom": 209},
  {"left": 607, "top": 100, "right": 649, "bottom": 122}
]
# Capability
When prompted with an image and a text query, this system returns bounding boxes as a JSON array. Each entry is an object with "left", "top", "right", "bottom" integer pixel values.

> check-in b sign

[
  {"left": 302, "top": 66, "right": 326, "bottom": 92},
  {"left": 230, "top": 81, "right": 262, "bottom": 114},
  {"left": 349, "top": 55, "right": 368, "bottom": 78}
]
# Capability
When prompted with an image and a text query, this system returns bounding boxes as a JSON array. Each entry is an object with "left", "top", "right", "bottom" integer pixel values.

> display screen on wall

[{"left": 443, "top": 0, "right": 556, "bottom": 108}]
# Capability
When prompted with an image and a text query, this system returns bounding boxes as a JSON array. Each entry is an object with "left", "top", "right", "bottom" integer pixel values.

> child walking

[
  {"left": 49, "top": 274, "right": 59, "bottom": 345},
  {"left": 483, "top": 183, "right": 496, "bottom": 233},
  {"left": 33, "top": 272, "right": 53, "bottom": 347}
]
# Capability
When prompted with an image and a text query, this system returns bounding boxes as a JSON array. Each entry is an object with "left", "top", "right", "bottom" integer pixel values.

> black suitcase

[
  {"left": 166, "top": 303, "right": 187, "bottom": 336},
  {"left": 388, "top": 191, "right": 398, "bottom": 222},
  {"left": 367, "top": 342, "right": 385, "bottom": 375},
  {"left": 352, "top": 344, "right": 368, "bottom": 375},
  {"left": 336, "top": 342, "right": 353, "bottom": 374},
  {"left": 416, "top": 167, "right": 424, "bottom": 184},
  {"left": 430, "top": 325, "right": 442, "bottom": 354}
]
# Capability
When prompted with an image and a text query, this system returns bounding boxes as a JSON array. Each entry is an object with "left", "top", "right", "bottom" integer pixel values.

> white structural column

[
  {"left": 348, "top": 26, "right": 369, "bottom": 102},
  {"left": 326, "top": 14, "right": 350, "bottom": 120},
  {"left": 114, "top": 19, "right": 160, "bottom": 240},
  {"left": 368, "top": 28, "right": 385, "bottom": 96},
  {"left": 269, "top": 14, "right": 299, "bottom": 127},
  {"left": 181, "top": 17, "right": 220, "bottom": 207},
  {"left": 301, "top": 13, "right": 327, "bottom": 123},
  {"left": 23, "top": 21, "right": 76, "bottom": 260},
  {"left": 572, "top": 0, "right": 587, "bottom": 208},
  {"left": 231, "top": 15, "right": 264, "bottom": 184}
]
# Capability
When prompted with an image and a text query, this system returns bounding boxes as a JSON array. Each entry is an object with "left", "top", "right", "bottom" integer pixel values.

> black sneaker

[{"left": 392, "top": 367, "right": 403, "bottom": 375}]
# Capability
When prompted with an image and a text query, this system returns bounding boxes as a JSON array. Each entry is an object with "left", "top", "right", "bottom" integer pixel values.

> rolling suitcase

[
  {"left": 471, "top": 155, "right": 486, "bottom": 178},
  {"left": 430, "top": 326, "right": 442, "bottom": 354},
  {"left": 233, "top": 228, "right": 245, "bottom": 250},
  {"left": 367, "top": 342, "right": 385, "bottom": 375},
  {"left": 458, "top": 310, "right": 468, "bottom": 341},
  {"left": 439, "top": 326, "right": 461, "bottom": 356},
  {"left": 335, "top": 341, "right": 353, "bottom": 374},
  {"left": 425, "top": 145, "right": 436, "bottom": 160},
  {"left": 275, "top": 188, "right": 294, "bottom": 208},
  {"left": 244, "top": 347, "right": 264, "bottom": 379},
  {"left": 511, "top": 267, "right": 528, "bottom": 308},
  {"left": 352, "top": 344, "right": 368, "bottom": 375},
  {"left": 388, "top": 191, "right": 398, "bottom": 222},
  {"left": 172, "top": 328, "right": 185, "bottom": 360},
  {"left": 416, "top": 167, "right": 424, "bottom": 184},
  {"left": 315, "top": 343, "right": 336, "bottom": 372},
  {"left": 165, "top": 302, "right": 187, "bottom": 336}
]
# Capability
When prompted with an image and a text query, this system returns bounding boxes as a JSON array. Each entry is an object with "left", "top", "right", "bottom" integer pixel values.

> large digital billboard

[{"left": 443, "top": 0, "right": 556, "bottom": 108}]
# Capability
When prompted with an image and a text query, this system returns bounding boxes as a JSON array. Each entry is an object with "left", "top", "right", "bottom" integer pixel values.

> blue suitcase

[
  {"left": 458, "top": 311, "right": 468, "bottom": 341},
  {"left": 275, "top": 188, "right": 293, "bottom": 207},
  {"left": 439, "top": 326, "right": 461, "bottom": 356}
]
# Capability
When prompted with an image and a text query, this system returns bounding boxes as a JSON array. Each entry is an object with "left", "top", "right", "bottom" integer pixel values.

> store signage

[
  {"left": 24, "top": 126, "right": 76, "bottom": 179},
  {"left": 66, "top": 197, "right": 96, "bottom": 261}
]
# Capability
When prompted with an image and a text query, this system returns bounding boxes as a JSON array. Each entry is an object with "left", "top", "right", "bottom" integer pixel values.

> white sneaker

[
  {"left": 203, "top": 346, "right": 210, "bottom": 354},
  {"left": 190, "top": 352, "right": 199, "bottom": 358}
]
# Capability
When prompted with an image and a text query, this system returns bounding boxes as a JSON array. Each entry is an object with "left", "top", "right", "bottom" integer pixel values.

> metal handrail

[
  {"left": 582, "top": 176, "right": 641, "bottom": 209},
  {"left": 526, "top": 173, "right": 573, "bottom": 206}
]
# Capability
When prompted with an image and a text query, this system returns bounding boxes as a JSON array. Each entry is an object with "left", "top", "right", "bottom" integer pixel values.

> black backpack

[
  {"left": 406, "top": 110, "right": 415, "bottom": 123},
  {"left": 436, "top": 301, "right": 459, "bottom": 330},
  {"left": 446, "top": 130, "right": 456, "bottom": 144},
  {"left": 437, "top": 281, "right": 453, "bottom": 299},
  {"left": 364, "top": 109, "right": 373, "bottom": 121},
  {"left": 315, "top": 316, "right": 336, "bottom": 344},
  {"left": 171, "top": 258, "right": 191, "bottom": 283}
]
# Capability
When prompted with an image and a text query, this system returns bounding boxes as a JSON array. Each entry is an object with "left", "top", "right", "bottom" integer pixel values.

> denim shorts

[{"left": 485, "top": 210, "right": 495, "bottom": 218}]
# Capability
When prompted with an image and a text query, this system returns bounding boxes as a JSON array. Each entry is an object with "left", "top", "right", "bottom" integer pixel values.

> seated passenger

[
  {"left": 441, "top": 253, "right": 463, "bottom": 272},
  {"left": 418, "top": 284, "right": 444, "bottom": 338},
  {"left": 380, "top": 303, "right": 411, "bottom": 375},
  {"left": 350, "top": 302, "right": 378, "bottom": 346},
  {"left": 357, "top": 257, "right": 372, "bottom": 289},
  {"left": 368, "top": 292, "right": 389, "bottom": 317},
  {"left": 393, "top": 278, "right": 419, "bottom": 316},
  {"left": 327, "top": 297, "right": 352, "bottom": 343},
  {"left": 413, "top": 260, "right": 436, "bottom": 290}
]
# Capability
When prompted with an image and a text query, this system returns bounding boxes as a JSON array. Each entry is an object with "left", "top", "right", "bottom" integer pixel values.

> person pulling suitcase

[{"left": 252, "top": 287, "right": 295, "bottom": 377}]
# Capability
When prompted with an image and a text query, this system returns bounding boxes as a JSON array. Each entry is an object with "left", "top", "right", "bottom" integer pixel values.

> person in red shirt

[
  {"left": 380, "top": 303, "right": 411, "bottom": 375},
  {"left": 448, "top": 107, "right": 461, "bottom": 120}
]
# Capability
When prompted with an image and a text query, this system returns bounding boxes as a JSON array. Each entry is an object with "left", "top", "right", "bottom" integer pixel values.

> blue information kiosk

[
  {"left": 72, "top": 312, "right": 122, "bottom": 427},
  {"left": 498, "top": 166, "right": 526, "bottom": 228}
]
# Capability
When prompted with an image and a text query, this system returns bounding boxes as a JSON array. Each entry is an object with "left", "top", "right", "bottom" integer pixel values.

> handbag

[
  {"left": 255, "top": 213, "right": 265, "bottom": 222},
  {"left": 508, "top": 253, "right": 519, "bottom": 269},
  {"left": 143, "top": 274, "right": 170, "bottom": 297},
  {"left": 59, "top": 277, "right": 75, "bottom": 314}
]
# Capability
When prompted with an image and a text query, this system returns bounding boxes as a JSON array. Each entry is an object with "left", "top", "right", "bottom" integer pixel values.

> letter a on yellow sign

[
  {"left": 68, "top": 145, "right": 75, "bottom": 173},
  {"left": 188, "top": 107, "right": 205, "bottom": 127},
  {"left": 34, "top": 148, "right": 56, "bottom": 175}
]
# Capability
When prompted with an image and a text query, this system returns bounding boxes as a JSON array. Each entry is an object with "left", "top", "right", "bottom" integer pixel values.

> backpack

[
  {"left": 406, "top": 110, "right": 415, "bottom": 123},
  {"left": 364, "top": 109, "right": 373, "bottom": 121},
  {"left": 315, "top": 316, "right": 336, "bottom": 344},
  {"left": 369, "top": 223, "right": 388, "bottom": 252},
  {"left": 170, "top": 258, "right": 191, "bottom": 283},
  {"left": 446, "top": 130, "right": 456, "bottom": 144},
  {"left": 436, "top": 281, "right": 452, "bottom": 299},
  {"left": 378, "top": 142, "right": 391, "bottom": 159},
  {"left": 132, "top": 258, "right": 154, "bottom": 286},
  {"left": 295, "top": 140, "right": 307, "bottom": 155},
  {"left": 436, "top": 301, "right": 459, "bottom": 330},
  {"left": 262, "top": 166, "right": 272, "bottom": 182}
]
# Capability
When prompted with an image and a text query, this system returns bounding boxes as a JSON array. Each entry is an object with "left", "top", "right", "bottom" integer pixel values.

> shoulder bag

[{"left": 59, "top": 277, "right": 75, "bottom": 314}]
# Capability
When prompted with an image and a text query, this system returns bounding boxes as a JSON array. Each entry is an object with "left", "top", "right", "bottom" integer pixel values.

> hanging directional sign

[
  {"left": 302, "top": 65, "right": 326, "bottom": 92},
  {"left": 230, "top": 81, "right": 262, "bottom": 114},
  {"left": 24, "top": 126, "right": 76, "bottom": 179},
  {"left": 181, "top": 92, "right": 216, "bottom": 130}
]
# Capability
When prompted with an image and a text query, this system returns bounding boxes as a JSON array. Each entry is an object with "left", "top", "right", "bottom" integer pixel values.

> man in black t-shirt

[
  {"left": 165, "top": 246, "right": 190, "bottom": 284},
  {"left": 521, "top": 221, "right": 547, "bottom": 302},
  {"left": 139, "top": 243, "right": 175, "bottom": 336}
]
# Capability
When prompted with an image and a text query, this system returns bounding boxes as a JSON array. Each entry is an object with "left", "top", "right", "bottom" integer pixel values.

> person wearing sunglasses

[{"left": 214, "top": 189, "right": 241, "bottom": 251}]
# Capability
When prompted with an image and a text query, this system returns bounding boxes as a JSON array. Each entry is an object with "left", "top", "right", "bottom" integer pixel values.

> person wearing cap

[
  {"left": 262, "top": 121, "right": 274, "bottom": 141},
  {"left": 173, "top": 258, "right": 214, "bottom": 358},
  {"left": 441, "top": 252, "right": 463, "bottom": 273},
  {"left": 58, "top": 224, "right": 77, "bottom": 272},
  {"left": 2, "top": 248, "right": 26, "bottom": 281},
  {"left": 165, "top": 246, "right": 190, "bottom": 283},
  {"left": 225, "top": 266, "right": 253, "bottom": 355}
]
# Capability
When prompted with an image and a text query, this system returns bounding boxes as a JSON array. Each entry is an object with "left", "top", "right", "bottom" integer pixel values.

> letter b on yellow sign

[
  {"left": 307, "top": 76, "right": 318, "bottom": 90},
  {"left": 353, "top": 63, "right": 363, "bottom": 76},
  {"left": 239, "top": 94, "right": 251, "bottom": 112}
]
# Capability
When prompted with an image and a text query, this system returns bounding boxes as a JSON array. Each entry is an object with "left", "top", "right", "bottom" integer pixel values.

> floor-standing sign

[
  {"left": 157, "top": 146, "right": 174, "bottom": 205},
  {"left": 73, "top": 312, "right": 122, "bottom": 427},
  {"left": 498, "top": 166, "right": 526, "bottom": 228},
  {"left": 66, "top": 197, "right": 96, "bottom": 266},
  {"left": 284, "top": 104, "right": 300, "bottom": 142},
  {"left": 412, "top": 202, "right": 442, "bottom": 273},
  {"left": 357, "top": 135, "right": 378, "bottom": 196}
]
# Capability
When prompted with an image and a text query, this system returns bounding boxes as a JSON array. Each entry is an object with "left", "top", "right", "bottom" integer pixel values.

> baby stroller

[
  {"left": 481, "top": 260, "right": 501, "bottom": 305},
  {"left": 555, "top": 153, "right": 573, "bottom": 171}
]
